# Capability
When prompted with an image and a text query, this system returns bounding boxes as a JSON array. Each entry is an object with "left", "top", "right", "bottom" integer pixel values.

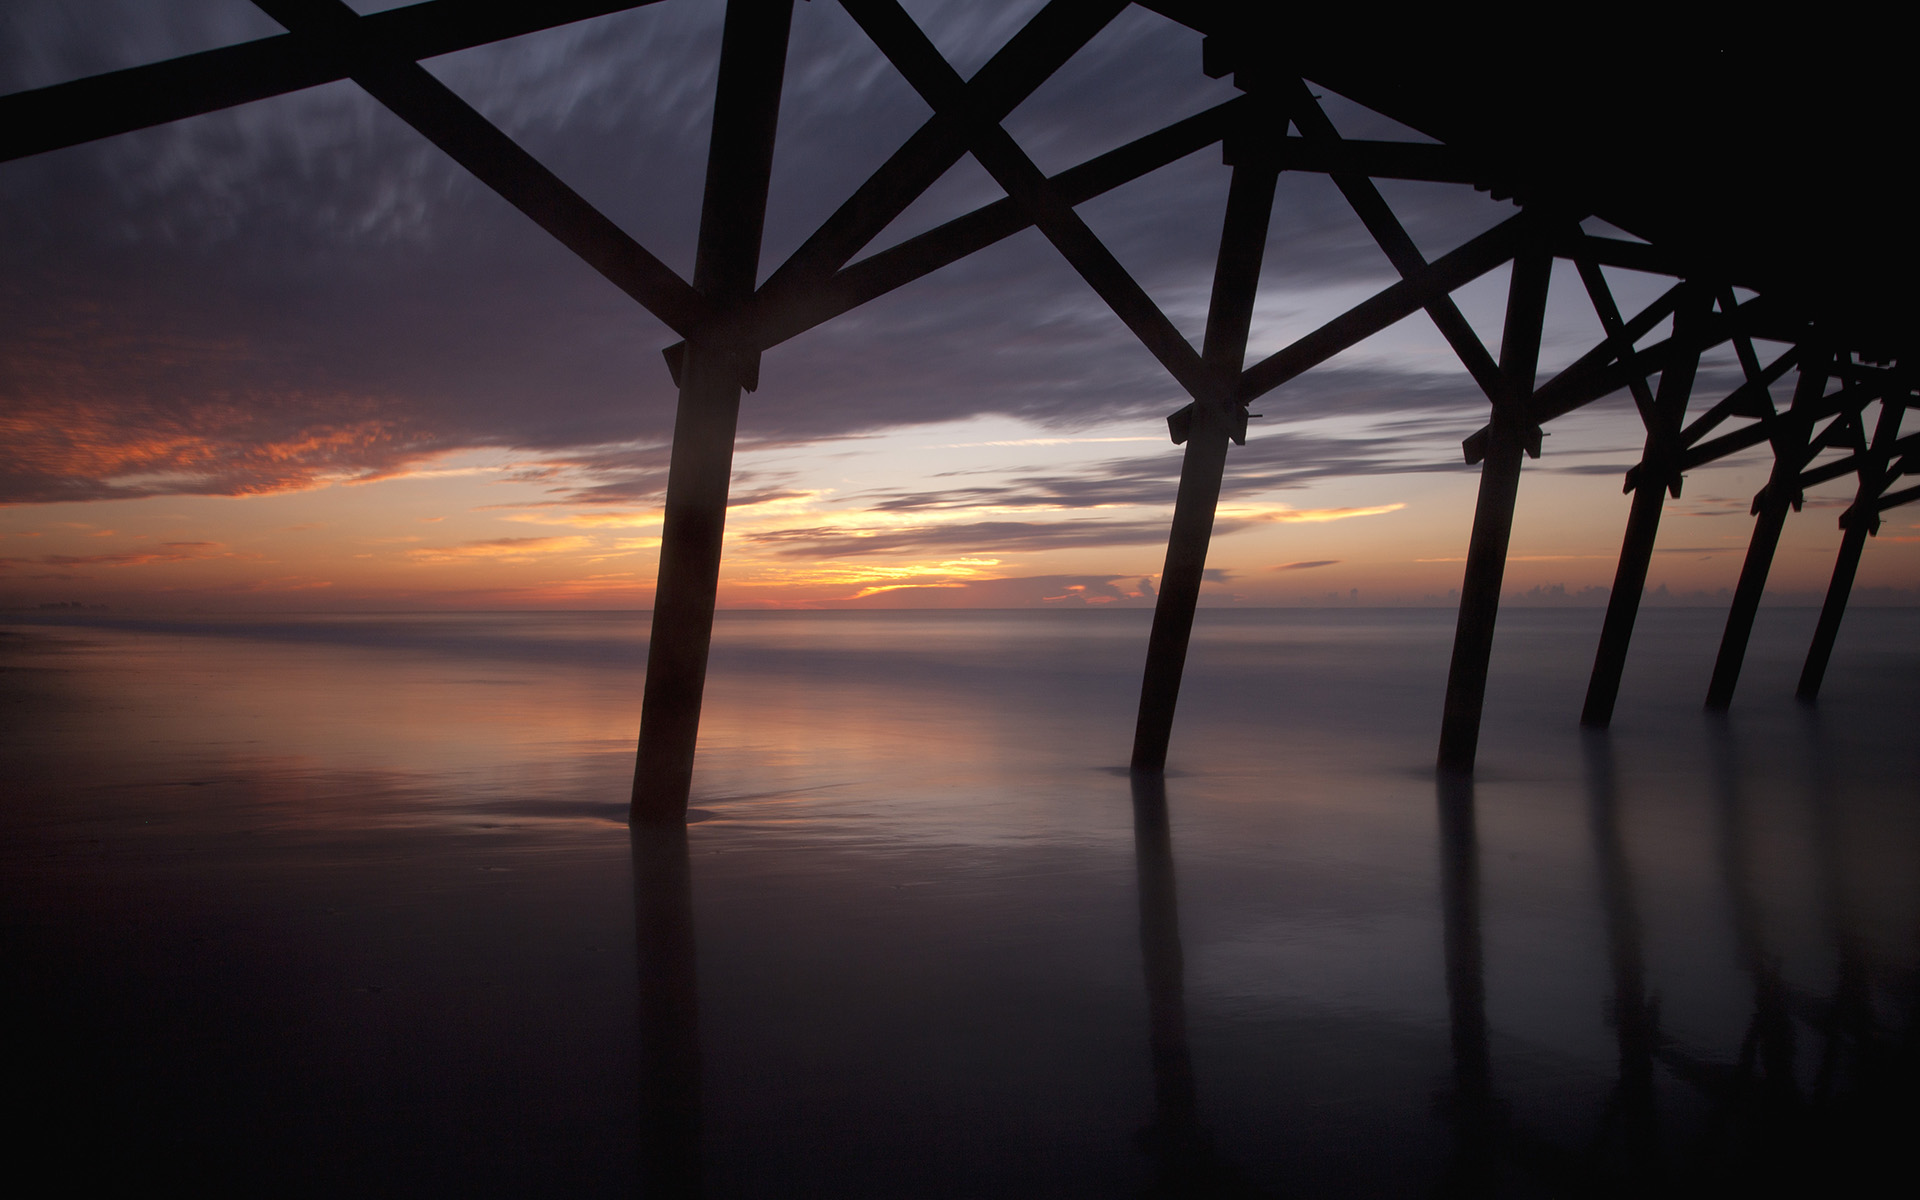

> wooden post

[
  {"left": 1581, "top": 298, "right": 1705, "bottom": 727},
  {"left": 1706, "top": 350, "right": 1830, "bottom": 712},
  {"left": 632, "top": 0, "right": 794, "bottom": 823},
  {"left": 1583, "top": 484, "right": 1670, "bottom": 727},
  {"left": 1436, "top": 249, "right": 1552, "bottom": 773},
  {"left": 1133, "top": 421, "right": 1233, "bottom": 774},
  {"left": 1799, "top": 399, "right": 1905, "bottom": 699},
  {"left": 1796, "top": 520, "right": 1870, "bottom": 703},
  {"left": 1130, "top": 146, "right": 1280, "bottom": 773},
  {"left": 1705, "top": 496, "right": 1791, "bottom": 712}
]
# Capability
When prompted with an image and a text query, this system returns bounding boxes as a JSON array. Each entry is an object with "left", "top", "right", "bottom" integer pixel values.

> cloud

[
  {"left": 231, "top": 575, "right": 334, "bottom": 592},
  {"left": 841, "top": 573, "right": 1158, "bottom": 608},
  {"left": 1543, "top": 462, "right": 1637, "bottom": 477},
  {"left": 859, "top": 427, "right": 1447, "bottom": 521},
  {"left": 1273, "top": 559, "right": 1340, "bottom": 571},
  {"left": 744, "top": 518, "right": 1184, "bottom": 557},
  {"left": 0, "top": 540, "right": 231, "bottom": 572},
  {"left": 406, "top": 535, "right": 593, "bottom": 563},
  {"left": 0, "top": 343, "right": 458, "bottom": 502},
  {"left": 1227, "top": 503, "right": 1405, "bottom": 524},
  {"left": 0, "top": 4, "right": 1514, "bottom": 514},
  {"left": 1509, "top": 583, "right": 1611, "bottom": 606}
]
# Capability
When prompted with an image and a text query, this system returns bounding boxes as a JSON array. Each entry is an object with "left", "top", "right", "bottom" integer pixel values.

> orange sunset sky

[{"left": 4, "top": 2, "right": 1916, "bottom": 613}]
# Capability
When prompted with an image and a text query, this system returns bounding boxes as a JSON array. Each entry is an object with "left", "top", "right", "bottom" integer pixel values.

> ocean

[{"left": 3, "top": 607, "right": 1916, "bottom": 1195}]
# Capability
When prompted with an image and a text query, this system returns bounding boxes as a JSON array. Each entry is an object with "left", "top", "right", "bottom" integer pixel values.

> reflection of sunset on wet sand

[{"left": 7, "top": 608, "right": 1919, "bottom": 1192}]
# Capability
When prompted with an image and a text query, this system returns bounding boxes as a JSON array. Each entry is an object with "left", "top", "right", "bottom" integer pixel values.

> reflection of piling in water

[
  {"left": 1130, "top": 774, "right": 1199, "bottom": 1147},
  {"left": 1790, "top": 708, "right": 1920, "bottom": 1191},
  {"left": 1129, "top": 773, "right": 1244, "bottom": 1196},
  {"left": 632, "top": 824, "right": 702, "bottom": 1198},
  {"left": 1797, "top": 708, "right": 1871, "bottom": 1103},
  {"left": 1702, "top": 722, "right": 1802, "bottom": 1162},
  {"left": 1580, "top": 731, "right": 1662, "bottom": 1182},
  {"left": 1434, "top": 771, "right": 1496, "bottom": 1194}
]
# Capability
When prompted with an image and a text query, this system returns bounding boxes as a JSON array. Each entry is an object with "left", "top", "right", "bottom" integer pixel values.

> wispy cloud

[
  {"left": 0, "top": 540, "right": 233, "bottom": 572},
  {"left": 744, "top": 518, "right": 1181, "bottom": 557},
  {"left": 1222, "top": 502, "right": 1406, "bottom": 524},
  {"left": 406, "top": 536, "right": 594, "bottom": 564},
  {"left": 928, "top": 436, "right": 1163, "bottom": 448}
]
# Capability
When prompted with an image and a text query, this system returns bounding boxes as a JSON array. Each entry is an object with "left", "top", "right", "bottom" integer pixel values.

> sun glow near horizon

[{"left": 6, "top": 401, "right": 1915, "bottom": 613}]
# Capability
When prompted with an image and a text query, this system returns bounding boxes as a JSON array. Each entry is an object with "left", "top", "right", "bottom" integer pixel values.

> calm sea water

[{"left": 3, "top": 607, "right": 1917, "bottom": 1196}]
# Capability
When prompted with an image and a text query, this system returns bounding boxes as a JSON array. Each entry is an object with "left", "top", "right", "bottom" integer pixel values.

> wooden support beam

[
  {"left": 752, "top": 0, "right": 1125, "bottom": 317},
  {"left": 1289, "top": 82, "right": 1507, "bottom": 409},
  {"left": 1582, "top": 291, "right": 1707, "bottom": 728},
  {"left": 0, "top": 0, "right": 659, "bottom": 163},
  {"left": 1799, "top": 399, "right": 1907, "bottom": 700},
  {"left": 842, "top": 0, "right": 1208, "bottom": 397},
  {"left": 1132, "top": 141, "right": 1282, "bottom": 773},
  {"left": 1271, "top": 133, "right": 1479, "bottom": 184},
  {"left": 1675, "top": 346, "right": 1798, "bottom": 450},
  {"left": 1237, "top": 213, "right": 1529, "bottom": 404},
  {"left": 1572, "top": 256, "right": 1660, "bottom": 427},
  {"left": 1457, "top": 290, "right": 1798, "bottom": 467},
  {"left": 1437, "top": 247, "right": 1552, "bottom": 774},
  {"left": 1799, "top": 429, "right": 1920, "bottom": 490},
  {"left": 686, "top": 97, "right": 1243, "bottom": 359},
  {"left": 1463, "top": 281, "right": 1685, "bottom": 465},
  {"left": 1705, "top": 349, "right": 1832, "bottom": 712},
  {"left": 1876, "top": 480, "right": 1920, "bottom": 511},
  {"left": 1677, "top": 379, "right": 1869, "bottom": 473},
  {"left": 1798, "top": 521, "right": 1872, "bottom": 704},
  {"left": 255, "top": 0, "right": 710, "bottom": 337},
  {"left": 1553, "top": 232, "right": 1686, "bottom": 277},
  {"left": 632, "top": 0, "right": 794, "bottom": 823}
]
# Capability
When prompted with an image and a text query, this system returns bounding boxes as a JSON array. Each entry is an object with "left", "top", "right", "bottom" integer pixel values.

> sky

[{"left": 3, "top": 0, "right": 1915, "bottom": 612}]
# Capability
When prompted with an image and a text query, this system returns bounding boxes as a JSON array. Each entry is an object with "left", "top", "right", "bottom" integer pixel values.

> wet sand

[{"left": 4, "top": 608, "right": 1917, "bottom": 1195}]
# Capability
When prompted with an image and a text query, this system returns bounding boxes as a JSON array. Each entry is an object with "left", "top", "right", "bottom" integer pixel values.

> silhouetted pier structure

[{"left": 4, "top": 1, "right": 1913, "bottom": 817}]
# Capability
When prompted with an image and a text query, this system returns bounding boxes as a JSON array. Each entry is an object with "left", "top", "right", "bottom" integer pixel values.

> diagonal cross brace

[
  {"left": 1288, "top": 81, "right": 1519, "bottom": 433},
  {"left": 662, "top": 97, "right": 1247, "bottom": 374},
  {"left": 1464, "top": 288, "right": 1793, "bottom": 467},
  {"left": 253, "top": 0, "right": 712, "bottom": 340},
  {"left": 1675, "top": 345, "right": 1799, "bottom": 450},
  {"left": 0, "top": 0, "right": 663, "bottom": 164},
  {"left": 1577, "top": 263, "right": 1694, "bottom": 496},
  {"left": 840, "top": 0, "right": 1209, "bottom": 400},
  {"left": 1573, "top": 256, "right": 1660, "bottom": 427},
  {"left": 1237, "top": 213, "right": 1532, "bottom": 406},
  {"left": 1803, "top": 424, "right": 1919, "bottom": 493},
  {"left": 751, "top": 0, "right": 1128, "bottom": 322}
]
